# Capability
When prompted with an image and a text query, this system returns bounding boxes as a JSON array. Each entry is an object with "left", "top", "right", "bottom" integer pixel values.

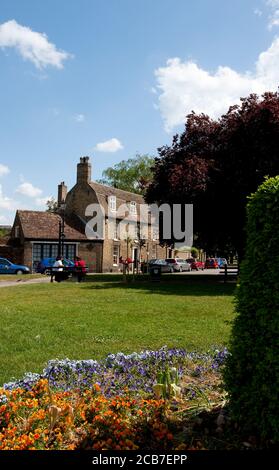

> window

[
  {"left": 152, "top": 245, "right": 157, "bottom": 259},
  {"left": 0, "top": 258, "right": 10, "bottom": 266},
  {"left": 109, "top": 196, "right": 116, "bottom": 212},
  {"left": 113, "top": 221, "right": 119, "bottom": 240},
  {"left": 132, "top": 223, "right": 138, "bottom": 239},
  {"left": 113, "top": 245, "right": 119, "bottom": 265},
  {"left": 14, "top": 226, "right": 20, "bottom": 238},
  {"left": 130, "top": 201, "right": 137, "bottom": 215},
  {"left": 152, "top": 225, "right": 159, "bottom": 241},
  {"left": 32, "top": 243, "right": 76, "bottom": 268}
]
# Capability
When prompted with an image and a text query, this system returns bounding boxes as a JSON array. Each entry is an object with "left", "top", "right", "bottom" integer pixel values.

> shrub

[{"left": 224, "top": 176, "right": 279, "bottom": 443}]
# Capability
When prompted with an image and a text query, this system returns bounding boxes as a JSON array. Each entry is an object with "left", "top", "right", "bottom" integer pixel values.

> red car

[
  {"left": 205, "top": 258, "right": 219, "bottom": 269},
  {"left": 186, "top": 258, "right": 205, "bottom": 270}
]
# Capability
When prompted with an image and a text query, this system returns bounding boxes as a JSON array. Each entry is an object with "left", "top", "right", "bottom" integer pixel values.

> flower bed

[{"left": 0, "top": 347, "right": 231, "bottom": 450}]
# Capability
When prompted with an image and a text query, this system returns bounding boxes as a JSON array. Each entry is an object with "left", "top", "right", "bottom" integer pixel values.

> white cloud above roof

[
  {"left": 94, "top": 138, "right": 124, "bottom": 153},
  {"left": 154, "top": 36, "right": 279, "bottom": 132},
  {"left": 0, "top": 20, "right": 71, "bottom": 69},
  {"left": 0, "top": 164, "right": 10, "bottom": 177},
  {"left": 16, "top": 181, "right": 43, "bottom": 198}
]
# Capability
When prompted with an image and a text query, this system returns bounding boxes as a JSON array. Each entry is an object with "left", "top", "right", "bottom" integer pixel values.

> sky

[{"left": 1, "top": 0, "right": 279, "bottom": 224}]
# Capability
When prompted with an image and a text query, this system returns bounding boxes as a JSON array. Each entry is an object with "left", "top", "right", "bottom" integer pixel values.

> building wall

[
  {"left": 78, "top": 241, "right": 103, "bottom": 273},
  {"left": 65, "top": 183, "right": 99, "bottom": 222},
  {"left": 0, "top": 244, "right": 23, "bottom": 265},
  {"left": 23, "top": 242, "right": 33, "bottom": 269}
]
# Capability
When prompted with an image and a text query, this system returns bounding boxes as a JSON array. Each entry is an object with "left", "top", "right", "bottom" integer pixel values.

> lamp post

[{"left": 58, "top": 203, "right": 66, "bottom": 257}]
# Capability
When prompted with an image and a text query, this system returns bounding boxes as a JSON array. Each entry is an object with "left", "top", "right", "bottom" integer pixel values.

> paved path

[{"left": 0, "top": 277, "right": 50, "bottom": 288}]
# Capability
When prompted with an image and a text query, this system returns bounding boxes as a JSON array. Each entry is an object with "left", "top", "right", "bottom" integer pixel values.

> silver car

[{"left": 165, "top": 258, "right": 192, "bottom": 272}]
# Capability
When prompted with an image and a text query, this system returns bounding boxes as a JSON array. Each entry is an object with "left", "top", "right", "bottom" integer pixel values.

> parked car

[
  {"left": 36, "top": 257, "right": 75, "bottom": 274},
  {"left": 165, "top": 258, "right": 191, "bottom": 272},
  {"left": 190, "top": 259, "right": 205, "bottom": 271},
  {"left": 148, "top": 259, "right": 174, "bottom": 273},
  {"left": 205, "top": 258, "right": 219, "bottom": 269},
  {"left": 0, "top": 257, "right": 30, "bottom": 275},
  {"left": 216, "top": 258, "right": 228, "bottom": 267}
]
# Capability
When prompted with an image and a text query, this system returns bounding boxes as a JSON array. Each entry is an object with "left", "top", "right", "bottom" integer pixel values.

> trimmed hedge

[{"left": 224, "top": 176, "right": 279, "bottom": 443}]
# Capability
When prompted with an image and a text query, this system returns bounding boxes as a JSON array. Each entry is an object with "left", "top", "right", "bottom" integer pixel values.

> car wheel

[
  {"left": 179, "top": 267, "right": 183, "bottom": 272},
  {"left": 16, "top": 269, "right": 24, "bottom": 275}
]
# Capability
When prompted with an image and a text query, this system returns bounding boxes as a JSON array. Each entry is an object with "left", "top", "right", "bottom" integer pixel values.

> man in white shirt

[
  {"left": 52, "top": 256, "right": 64, "bottom": 282},
  {"left": 53, "top": 256, "right": 63, "bottom": 271}
]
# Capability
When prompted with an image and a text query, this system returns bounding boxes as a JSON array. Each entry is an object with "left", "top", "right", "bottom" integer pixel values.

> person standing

[
  {"left": 52, "top": 256, "right": 63, "bottom": 282},
  {"left": 74, "top": 256, "right": 86, "bottom": 283}
]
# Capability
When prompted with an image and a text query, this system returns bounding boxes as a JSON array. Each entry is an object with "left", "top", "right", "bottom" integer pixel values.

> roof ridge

[{"left": 90, "top": 181, "right": 144, "bottom": 199}]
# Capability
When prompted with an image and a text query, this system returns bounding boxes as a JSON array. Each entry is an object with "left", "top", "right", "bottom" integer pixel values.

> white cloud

[
  {"left": 16, "top": 181, "right": 43, "bottom": 198},
  {"left": 35, "top": 196, "right": 50, "bottom": 207},
  {"left": 0, "top": 20, "right": 71, "bottom": 69},
  {"left": 154, "top": 37, "right": 279, "bottom": 131},
  {"left": 0, "top": 184, "right": 16, "bottom": 210},
  {"left": 254, "top": 8, "right": 263, "bottom": 17},
  {"left": 266, "top": 0, "right": 279, "bottom": 28},
  {"left": 94, "top": 138, "right": 124, "bottom": 153},
  {"left": 0, "top": 164, "right": 10, "bottom": 177},
  {"left": 74, "top": 113, "right": 85, "bottom": 122}
]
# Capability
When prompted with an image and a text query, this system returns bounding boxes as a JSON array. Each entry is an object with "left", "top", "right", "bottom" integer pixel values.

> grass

[{"left": 0, "top": 274, "right": 236, "bottom": 385}]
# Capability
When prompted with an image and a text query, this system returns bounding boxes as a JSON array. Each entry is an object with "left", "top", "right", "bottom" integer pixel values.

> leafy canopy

[
  {"left": 146, "top": 92, "right": 279, "bottom": 256},
  {"left": 224, "top": 176, "right": 279, "bottom": 443},
  {"left": 97, "top": 154, "right": 154, "bottom": 195}
]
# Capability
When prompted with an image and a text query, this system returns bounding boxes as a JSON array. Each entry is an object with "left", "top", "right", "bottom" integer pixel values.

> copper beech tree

[{"left": 146, "top": 92, "right": 279, "bottom": 258}]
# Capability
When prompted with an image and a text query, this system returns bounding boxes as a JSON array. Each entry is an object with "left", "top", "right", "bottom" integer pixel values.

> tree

[
  {"left": 146, "top": 92, "right": 279, "bottom": 257},
  {"left": 97, "top": 154, "right": 155, "bottom": 195},
  {"left": 224, "top": 176, "right": 279, "bottom": 443},
  {"left": 46, "top": 197, "right": 58, "bottom": 212}
]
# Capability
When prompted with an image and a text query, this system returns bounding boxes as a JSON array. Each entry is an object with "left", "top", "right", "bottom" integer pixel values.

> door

[{"left": 132, "top": 247, "right": 138, "bottom": 271}]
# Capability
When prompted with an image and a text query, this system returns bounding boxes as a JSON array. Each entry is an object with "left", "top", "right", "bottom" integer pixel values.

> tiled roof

[
  {"left": 90, "top": 182, "right": 145, "bottom": 217},
  {"left": 16, "top": 210, "right": 87, "bottom": 240},
  {"left": 90, "top": 182, "right": 144, "bottom": 203}
]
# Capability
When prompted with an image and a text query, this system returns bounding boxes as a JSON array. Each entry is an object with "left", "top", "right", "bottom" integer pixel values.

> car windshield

[{"left": 165, "top": 259, "right": 175, "bottom": 263}]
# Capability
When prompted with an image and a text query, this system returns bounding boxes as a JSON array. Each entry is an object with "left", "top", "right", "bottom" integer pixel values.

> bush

[{"left": 224, "top": 176, "right": 279, "bottom": 443}]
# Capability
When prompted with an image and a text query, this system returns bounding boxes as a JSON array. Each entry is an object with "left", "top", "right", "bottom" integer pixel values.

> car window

[{"left": 0, "top": 259, "right": 10, "bottom": 266}]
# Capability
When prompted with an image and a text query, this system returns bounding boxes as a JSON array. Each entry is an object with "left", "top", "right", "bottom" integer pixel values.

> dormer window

[
  {"left": 130, "top": 201, "right": 137, "bottom": 215},
  {"left": 109, "top": 195, "right": 116, "bottom": 212}
]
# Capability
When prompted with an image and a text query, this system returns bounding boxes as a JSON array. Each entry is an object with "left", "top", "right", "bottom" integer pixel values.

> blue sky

[{"left": 0, "top": 0, "right": 279, "bottom": 224}]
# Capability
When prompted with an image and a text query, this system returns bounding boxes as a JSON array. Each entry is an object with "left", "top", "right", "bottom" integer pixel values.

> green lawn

[{"left": 0, "top": 275, "right": 236, "bottom": 385}]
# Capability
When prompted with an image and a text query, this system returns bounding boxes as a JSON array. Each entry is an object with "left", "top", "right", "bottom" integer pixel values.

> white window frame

[
  {"left": 109, "top": 196, "right": 116, "bottom": 212},
  {"left": 113, "top": 221, "right": 119, "bottom": 240},
  {"left": 130, "top": 201, "right": 137, "bottom": 215},
  {"left": 113, "top": 245, "right": 120, "bottom": 265}
]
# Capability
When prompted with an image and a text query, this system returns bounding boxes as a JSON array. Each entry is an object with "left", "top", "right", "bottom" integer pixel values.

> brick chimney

[
  {"left": 77, "top": 156, "right": 92, "bottom": 184},
  {"left": 58, "top": 181, "right": 67, "bottom": 207}
]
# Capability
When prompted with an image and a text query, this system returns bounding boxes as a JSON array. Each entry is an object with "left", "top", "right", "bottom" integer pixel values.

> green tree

[
  {"left": 45, "top": 197, "right": 58, "bottom": 212},
  {"left": 97, "top": 154, "right": 154, "bottom": 195},
  {"left": 146, "top": 92, "right": 279, "bottom": 258},
  {"left": 224, "top": 176, "right": 279, "bottom": 443}
]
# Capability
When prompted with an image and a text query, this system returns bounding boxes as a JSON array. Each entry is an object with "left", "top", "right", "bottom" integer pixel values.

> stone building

[{"left": 5, "top": 157, "right": 166, "bottom": 272}]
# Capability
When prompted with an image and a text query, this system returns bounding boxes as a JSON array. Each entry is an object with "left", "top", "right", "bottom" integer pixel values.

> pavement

[
  {"left": 0, "top": 269, "right": 225, "bottom": 288},
  {"left": 0, "top": 277, "right": 51, "bottom": 288}
]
